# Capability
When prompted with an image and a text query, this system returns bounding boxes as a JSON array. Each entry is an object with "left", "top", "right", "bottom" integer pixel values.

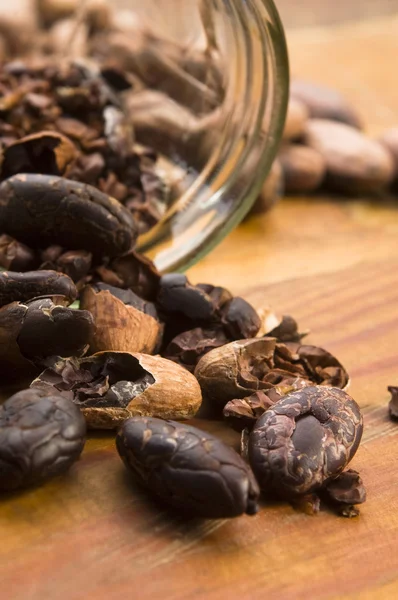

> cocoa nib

[
  {"left": 223, "top": 378, "right": 310, "bottom": 431},
  {"left": 266, "top": 315, "right": 308, "bottom": 343},
  {"left": 32, "top": 354, "right": 155, "bottom": 410},
  {"left": 41, "top": 250, "right": 92, "bottom": 284},
  {"left": 387, "top": 386, "right": 398, "bottom": 420},
  {"left": 157, "top": 274, "right": 216, "bottom": 320},
  {"left": 1, "top": 131, "right": 78, "bottom": 179},
  {"left": 0, "top": 60, "right": 165, "bottom": 234},
  {"left": 0, "top": 388, "right": 86, "bottom": 492},
  {"left": 223, "top": 391, "right": 275, "bottom": 432},
  {"left": 116, "top": 417, "right": 260, "bottom": 519},
  {"left": 109, "top": 250, "right": 161, "bottom": 301},
  {"left": 164, "top": 326, "right": 228, "bottom": 372},
  {"left": 0, "top": 235, "right": 38, "bottom": 272},
  {"left": 248, "top": 386, "right": 363, "bottom": 499},
  {"left": 0, "top": 270, "right": 77, "bottom": 307},
  {"left": 220, "top": 297, "right": 261, "bottom": 339},
  {"left": 323, "top": 469, "right": 366, "bottom": 503},
  {"left": 157, "top": 273, "right": 261, "bottom": 352}
]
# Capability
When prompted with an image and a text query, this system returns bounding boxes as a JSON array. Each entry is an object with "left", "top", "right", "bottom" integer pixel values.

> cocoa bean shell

[
  {"left": 33, "top": 352, "right": 202, "bottom": 429},
  {"left": 80, "top": 286, "right": 162, "bottom": 355}
]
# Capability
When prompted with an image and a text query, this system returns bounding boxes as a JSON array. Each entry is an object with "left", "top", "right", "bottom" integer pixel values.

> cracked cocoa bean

[
  {"left": 194, "top": 338, "right": 349, "bottom": 409},
  {"left": 248, "top": 386, "right": 363, "bottom": 499},
  {"left": 0, "top": 387, "right": 86, "bottom": 491},
  {"left": 80, "top": 283, "right": 163, "bottom": 354},
  {"left": 32, "top": 351, "right": 202, "bottom": 429},
  {"left": 0, "top": 297, "right": 94, "bottom": 378},
  {"left": 0, "top": 269, "right": 77, "bottom": 307},
  {"left": 116, "top": 416, "right": 260, "bottom": 518},
  {"left": 0, "top": 174, "right": 137, "bottom": 257}
]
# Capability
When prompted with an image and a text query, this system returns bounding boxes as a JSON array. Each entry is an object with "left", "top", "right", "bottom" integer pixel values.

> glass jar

[{"left": 57, "top": 0, "right": 288, "bottom": 272}]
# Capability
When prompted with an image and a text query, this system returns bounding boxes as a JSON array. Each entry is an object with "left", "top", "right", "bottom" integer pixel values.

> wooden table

[{"left": 1, "top": 16, "right": 398, "bottom": 600}]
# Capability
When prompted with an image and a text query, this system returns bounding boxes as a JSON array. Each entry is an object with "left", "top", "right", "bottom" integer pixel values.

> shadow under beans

[{"left": 119, "top": 467, "right": 213, "bottom": 531}]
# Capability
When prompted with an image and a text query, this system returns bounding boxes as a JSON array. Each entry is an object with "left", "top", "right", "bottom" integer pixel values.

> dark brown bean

[
  {"left": 0, "top": 387, "right": 86, "bottom": 492},
  {"left": 0, "top": 298, "right": 94, "bottom": 379},
  {"left": 0, "top": 270, "right": 77, "bottom": 307},
  {"left": 157, "top": 274, "right": 215, "bottom": 320},
  {"left": 387, "top": 385, "right": 398, "bottom": 420},
  {"left": 116, "top": 417, "right": 260, "bottom": 518},
  {"left": 1, "top": 131, "right": 78, "bottom": 179},
  {"left": 110, "top": 249, "right": 161, "bottom": 301},
  {"left": 0, "top": 174, "right": 137, "bottom": 257},
  {"left": 164, "top": 326, "right": 228, "bottom": 372},
  {"left": 248, "top": 386, "right": 363, "bottom": 498},
  {"left": 220, "top": 297, "right": 261, "bottom": 340},
  {"left": 16, "top": 297, "right": 94, "bottom": 364}
]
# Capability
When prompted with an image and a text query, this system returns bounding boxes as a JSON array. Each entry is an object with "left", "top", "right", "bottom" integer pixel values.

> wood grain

[{"left": 1, "top": 14, "right": 398, "bottom": 600}]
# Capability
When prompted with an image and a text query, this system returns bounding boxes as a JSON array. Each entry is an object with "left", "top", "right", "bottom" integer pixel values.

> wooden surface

[
  {"left": 2, "top": 15, "right": 398, "bottom": 600},
  {"left": 277, "top": 0, "right": 398, "bottom": 28}
]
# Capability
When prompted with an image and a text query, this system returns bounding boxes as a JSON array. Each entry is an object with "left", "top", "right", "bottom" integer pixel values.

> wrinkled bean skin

[
  {"left": 248, "top": 386, "right": 363, "bottom": 498},
  {"left": 0, "top": 174, "right": 137, "bottom": 257},
  {"left": 0, "top": 270, "right": 77, "bottom": 307},
  {"left": 117, "top": 417, "right": 260, "bottom": 518},
  {"left": 0, "top": 388, "right": 86, "bottom": 491}
]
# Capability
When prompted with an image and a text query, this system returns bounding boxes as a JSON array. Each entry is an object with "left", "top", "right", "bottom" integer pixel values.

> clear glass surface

[{"left": 81, "top": 0, "right": 289, "bottom": 272}]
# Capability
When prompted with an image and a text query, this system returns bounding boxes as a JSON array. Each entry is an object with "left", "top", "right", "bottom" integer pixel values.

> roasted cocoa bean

[
  {"left": 0, "top": 174, "right": 137, "bottom": 257},
  {"left": 0, "top": 387, "right": 86, "bottom": 491},
  {"left": 0, "top": 269, "right": 77, "bottom": 307},
  {"left": 116, "top": 416, "right": 260, "bottom": 518},
  {"left": 248, "top": 386, "right": 363, "bottom": 498},
  {"left": 305, "top": 120, "right": 394, "bottom": 194}
]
